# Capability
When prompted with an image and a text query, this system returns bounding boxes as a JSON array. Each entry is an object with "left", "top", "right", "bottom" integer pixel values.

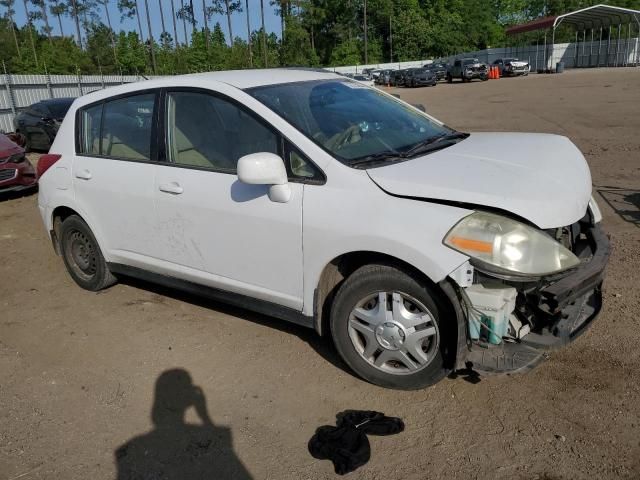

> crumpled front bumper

[{"left": 448, "top": 223, "right": 610, "bottom": 375}]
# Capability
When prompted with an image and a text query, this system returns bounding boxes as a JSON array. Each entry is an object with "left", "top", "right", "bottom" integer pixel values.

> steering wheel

[{"left": 324, "top": 124, "right": 362, "bottom": 151}]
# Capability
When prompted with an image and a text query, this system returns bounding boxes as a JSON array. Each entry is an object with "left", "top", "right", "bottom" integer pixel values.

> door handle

[
  {"left": 75, "top": 169, "right": 92, "bottom": 180},
  {"left": 159, "top": 182, "right": 184, "bottom": 195}
]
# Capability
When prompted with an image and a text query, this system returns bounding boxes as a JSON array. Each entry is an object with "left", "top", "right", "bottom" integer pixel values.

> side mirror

[
  {"left": 412, "top": 103, "right": 426, "bottom": 112},
  {"left": 237, "top": 152, "right": 291, "bottom": 203}
]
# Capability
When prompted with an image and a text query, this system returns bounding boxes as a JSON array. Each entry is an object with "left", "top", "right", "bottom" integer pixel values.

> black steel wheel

[{"left": 59, "top": 215, "right": 117, "bottom": 291}]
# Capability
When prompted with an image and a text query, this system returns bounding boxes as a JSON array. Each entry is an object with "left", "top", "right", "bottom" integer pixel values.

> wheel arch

[
  {"left": 314, "top": 250, "right": 464, "bottom": 371},
  {"left": 50, "top": 205, "right": 83, "bottom": 255}
]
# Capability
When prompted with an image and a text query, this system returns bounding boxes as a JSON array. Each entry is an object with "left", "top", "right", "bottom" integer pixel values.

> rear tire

[
  {"left": 330, "top": 264, "right": 449, "bottom": 390},
  {"left": 59, "top": 215, "right": 117, "bottom": 291}
]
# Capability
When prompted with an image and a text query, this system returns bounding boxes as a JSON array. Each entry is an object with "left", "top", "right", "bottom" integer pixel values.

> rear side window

[
  {"left": 78, "top": 93, "right": 155, "bottom": 160},
  {"left": 81, "top": 104, "right": 102, "bottom": 155}
]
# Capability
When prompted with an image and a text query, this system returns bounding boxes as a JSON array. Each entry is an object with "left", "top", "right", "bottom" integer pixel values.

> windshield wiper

[
  {"left": 349, "top": 150, "right": 407, "bottom": 168},
  {"left": 403, "top": 131, "right": 469, "bottom": 157},
  {"left": 349, "top": 132, "right": 469, "bottom": 169}
]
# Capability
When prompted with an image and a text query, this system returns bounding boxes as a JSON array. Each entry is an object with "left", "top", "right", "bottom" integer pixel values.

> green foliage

[{"left": 2, "top": 0, "right": 640, "bottom": 74}]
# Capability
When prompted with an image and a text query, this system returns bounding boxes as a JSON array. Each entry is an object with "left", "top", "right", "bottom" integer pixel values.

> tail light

[{"left": 37, "top": 154, "right": 62, "bottom": 178}]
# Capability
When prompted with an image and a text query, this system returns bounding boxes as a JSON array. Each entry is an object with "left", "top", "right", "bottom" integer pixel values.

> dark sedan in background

[
  {"left": 404, "top": 68, "right": 437, "bottom": 87},
  {"left": 13, "top": 98, "right": 74, "bottom": 151},
  {"left": 424, "top": 63, "right": 448, "bottom": 81},
  {"left": 390, "top": 69, "right": 407, "bottom": 86},
  {"left": 0, "top": 133, "right": 37, "bottom": 194}
]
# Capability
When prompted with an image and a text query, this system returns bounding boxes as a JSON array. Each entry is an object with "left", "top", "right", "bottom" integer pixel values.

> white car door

[
  {"left": 153, "top": 89, "right": 305, "bottom": 310},
  {"left": 73, "top": 92, "right": 161, "bottom": 266}
]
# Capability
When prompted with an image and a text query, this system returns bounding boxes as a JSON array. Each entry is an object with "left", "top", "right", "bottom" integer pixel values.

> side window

[
  {"left": 166, "top": 91, "right": 279, "bottom": 172},
  {"left": 80, "top": 103, "right": 102, "bottom": 155},
  {"left": 285, "top": 142, "right": 323, "bottom": 182},
  {"left": 101, "top": 94, "right": 155, "bottom": 160}
]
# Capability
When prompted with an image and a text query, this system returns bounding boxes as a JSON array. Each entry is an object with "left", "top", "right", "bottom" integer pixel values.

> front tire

[
  {"left": 330, "top": 264, "right": 448, "bottom": 390},
  {"left": 59, "top": 215, "right": 117, "bottom": 291}
]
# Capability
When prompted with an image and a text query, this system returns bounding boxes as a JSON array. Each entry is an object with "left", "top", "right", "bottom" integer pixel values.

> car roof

[{"left": 75, "top": 68, "right": 342, "bottom": 107}]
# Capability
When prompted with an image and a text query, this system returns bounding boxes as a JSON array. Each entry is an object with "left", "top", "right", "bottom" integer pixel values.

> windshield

[
  {"left": 248, "top": 79, "right": 452, "bottom": 165},
  {"left": 463, "top": 59, "right": 479, "bottom": 65}
]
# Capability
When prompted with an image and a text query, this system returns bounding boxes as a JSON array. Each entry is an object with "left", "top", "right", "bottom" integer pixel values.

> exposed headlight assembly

[{"left": 444, "top": 211, "right": 581, "bottom": 277}]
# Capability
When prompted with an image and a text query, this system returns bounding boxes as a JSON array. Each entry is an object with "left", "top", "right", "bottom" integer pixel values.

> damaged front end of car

[{"left": 441, "top": 203, "right": 611, "bottom": 375}]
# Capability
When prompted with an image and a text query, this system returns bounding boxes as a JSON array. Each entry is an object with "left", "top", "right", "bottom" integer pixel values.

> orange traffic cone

[
  {"left": 495, "top": 66, "right": 500, "bottom": 79},
  {"left": 489, "top": 66, "right": 494, "bottom": 79}
]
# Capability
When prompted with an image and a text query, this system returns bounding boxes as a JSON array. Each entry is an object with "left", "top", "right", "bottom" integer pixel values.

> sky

[{"left": 9, "top": 0, "right": 283, "bottom": 45}]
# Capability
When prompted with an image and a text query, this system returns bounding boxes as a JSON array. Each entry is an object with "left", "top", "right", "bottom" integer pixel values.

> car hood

[
  {"left": 509, "top": 61, "right": 529, "bottom": 67},
  {"left": 0, "top": 134, "right": 23, "bottom": 160},
  {"left": 366, "top": 132, "right": 592, "bottom": 229}
]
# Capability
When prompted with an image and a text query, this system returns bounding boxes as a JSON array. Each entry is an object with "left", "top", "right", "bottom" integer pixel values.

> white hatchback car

[{"left": 37, "top": 69, "right": 609, "bottom": 389}]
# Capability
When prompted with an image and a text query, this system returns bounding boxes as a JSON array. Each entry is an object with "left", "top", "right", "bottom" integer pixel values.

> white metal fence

[
  {"left": 0, "top": 71, "right": 151, "bottom": 133},
  {"left": 326, "top": 37, "right": 640, "bottom": 74}
]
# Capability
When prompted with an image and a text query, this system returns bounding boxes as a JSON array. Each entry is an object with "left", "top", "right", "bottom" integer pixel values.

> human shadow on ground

[{"left": 115, "top": 368, "right": 252, "bottom": 480}]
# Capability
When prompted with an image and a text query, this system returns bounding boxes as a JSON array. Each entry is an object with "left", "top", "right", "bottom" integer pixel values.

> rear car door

[
  {"left": 153, "top": 88, "right": 305, "bottom": 309},
  {"left": 73, "top": 91, "right": 162, "bottom": 267}
]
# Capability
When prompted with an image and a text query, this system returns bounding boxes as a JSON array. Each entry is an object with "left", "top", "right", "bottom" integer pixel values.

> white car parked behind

[{"left": 37, "top": 69, "right": 609, "bottom": 389}]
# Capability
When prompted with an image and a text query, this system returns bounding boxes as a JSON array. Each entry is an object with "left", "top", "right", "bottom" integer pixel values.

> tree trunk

[
  {"left": 40, "top": 1, "right": 53, "bottom": 45},
  {"left": 260, "top": 0, "right": 267, "bottom": 66},
  {"left": 22, "top": 0, "right": 39, "bottom": 66},
  {"left": 245, "top": 0, "right": 252, "bottom": 65},
  {"left": 7, "top": 9, "right": 22, "bottom": 58},
  {"left": 170, "top": 0, "right": 179, "bottom": 48},
  {"left": 280, "top": 0, "right": 285, "bottom": 41},
  {"left": 224, "top": 0, "right": 233, "bottom": 46},
  {"left": 363, "top": 0, "right": 368, "bottom": 65},
  {"left": 143, "top": 0, "right": 157, "bottom": 73},
  {"left": 70, "top": 0, "right": 84, "bottom": 49},
  {"left": 157, "top": 0, "right": 167, "bottom": 45},
  {"left": 201, "top": 0, "right": 209, "bottom": 50},
  {"left": 56, "top": 12, "right": 64, "bottom": 37},
  {"left": 389, "top": 14, "right": 392, "bottom": 62},
  {"left": 181, "top": 2, "right": 188, "bottom": 46},
  {"left": 102, "top": 2, "right": 118, "bottom": 64},
  {"left": 135, "top": 0, "right": 145, "bottom": 43}
]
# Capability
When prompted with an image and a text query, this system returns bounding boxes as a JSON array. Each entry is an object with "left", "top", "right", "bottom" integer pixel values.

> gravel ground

[{"left": 1, "top": 68, "right": 639, "bottom": 480}]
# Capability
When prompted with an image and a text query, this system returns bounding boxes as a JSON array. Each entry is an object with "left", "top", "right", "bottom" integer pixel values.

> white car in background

[
  {"left": 493, "top": 58, "right": 530, "bottom": 76},
  {"left": 37, "top": 69, "right": 609, "bottom": 390},
  {"left": 353, "top": 74, "right": 375, "bottom": 87}
]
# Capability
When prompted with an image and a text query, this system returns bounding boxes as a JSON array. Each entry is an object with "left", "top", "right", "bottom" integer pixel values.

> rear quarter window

[{"left": 77, "top": 93, "right": 155, "bottom": 160}]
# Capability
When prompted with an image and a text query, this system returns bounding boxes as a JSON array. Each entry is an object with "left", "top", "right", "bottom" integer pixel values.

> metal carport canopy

[{"left": 506, "top": 4, "right": 640, "bottom": 35}]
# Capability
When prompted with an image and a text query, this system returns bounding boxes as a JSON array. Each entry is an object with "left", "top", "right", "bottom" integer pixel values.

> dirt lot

[{"left": 1, "top": 68, "right": 639, "bottom": 480}]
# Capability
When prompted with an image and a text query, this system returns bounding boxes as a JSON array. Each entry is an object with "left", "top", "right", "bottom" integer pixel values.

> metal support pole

[
  {"left": 76, "top": 67, "right": 84, "bottom": 96},
  {"left": 2, "top": 60, "right": 16, "bottom": 117},
  {"left": 45, "top": 64, "right": 54, "bottom": 99},
  {"left": 575, "top": 31, "right": 579, "bottom": 67},
  {"left": 543, "top": 31, "right": 547, "bottom": 72},
  {"left": 624, "top": 23, "right": 631, "bottom": 67},
  {"left": 635, "top": 19, "right": 640, "bottom": 66},
  {"left": 551, "top": 28, "right": 555, "bottom": 71},
  {"left": 607, "top": 26, "right": 612, "bottom": 67},
  {"left": 582, "top": 30, "right": 586, "bottom": 67},
  {"left": 598, "top": 27, "right": 603, "bottom": 67},
  {"left": 590, "top": 28, "right": 594, "bottom": 67},
  {"left": 615, "top": 24, "right": 621, "bottom": 67},
  {"left": 535, "top": 39, "right": 539, "bottom": 72}
]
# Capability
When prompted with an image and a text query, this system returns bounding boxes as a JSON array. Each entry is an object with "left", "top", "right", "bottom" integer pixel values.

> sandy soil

[{"left": 1, "top": 68, "right": 639, "bottom": 480}]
